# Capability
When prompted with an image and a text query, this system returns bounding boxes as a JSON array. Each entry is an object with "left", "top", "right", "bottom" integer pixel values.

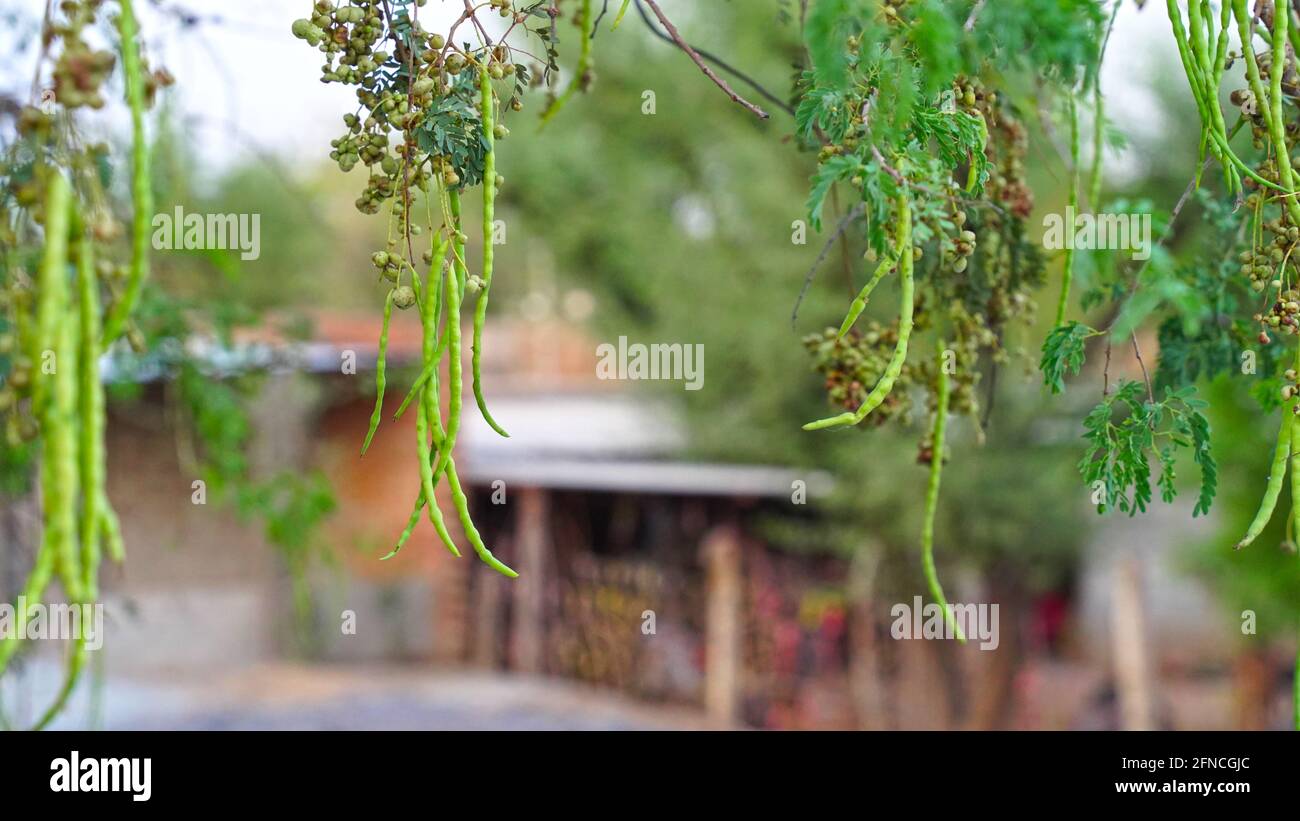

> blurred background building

[{"left": 1, "top": 0, "right": 1297, "bottom": 730}]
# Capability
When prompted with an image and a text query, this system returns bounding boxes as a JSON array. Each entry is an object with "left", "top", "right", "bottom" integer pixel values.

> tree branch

[{"left": 638, "top": 0, "right": 770, "bottom": 119}]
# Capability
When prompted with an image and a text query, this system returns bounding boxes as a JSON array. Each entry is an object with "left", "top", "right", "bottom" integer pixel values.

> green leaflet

[
  {"left": 1079, "top": 381, "right": 1217, "bottom": 518},
  {"left": 1039, "top": 321, "right": 1096, "bottom": 395}
]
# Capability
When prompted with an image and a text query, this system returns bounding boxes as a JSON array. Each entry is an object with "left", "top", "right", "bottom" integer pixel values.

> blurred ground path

[{"left": 17, "top": 663, "right": 711, "bottom": 730}]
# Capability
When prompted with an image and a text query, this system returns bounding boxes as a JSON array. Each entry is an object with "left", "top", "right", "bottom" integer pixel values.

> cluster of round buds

[
  {"left": 880, "top": 0, "right": 910, "bottom": 24},
  {"left": 0, "top": 278, "right": 33, "bottom": 444},
  {"left": 944, "top": 210, "right": 976, "bottom": 274},
  {"left": 1239, "top": 217, "right": 1300, "bottom": 291},
  {"left": 1239, "top": 247, "right": 1280, "bottom": 293},
  {"left": 487, "top": 0, "right": 517, "bottom": 19},
  {"left": 292, "top": 0, "right": 387, "bottom": 67},
  {"left": 0, "top": 239, "right": 123, "bottom": 442},
  {"left": 916, "top": 433, "right": 938, "bottom": 465},
  {"left": 1282, "top": 369, "right": 1300, "bottom": 412},
  {"left": 47, "top": 2, "right": 117, "bottom": 109},
  {"left": 331, "top": 116, "right": 391, "bottom": 173},
  {"left": 370, "top": 250, "right": 408, "bottom": 283},
  {"left": 354, "top": 173, "right": 395, "bottom": 215},
  {"left": 1254, "top": 288, "right": 1300, "bottom": 343}
]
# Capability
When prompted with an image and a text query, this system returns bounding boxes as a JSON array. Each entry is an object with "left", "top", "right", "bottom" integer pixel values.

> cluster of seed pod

[
  {"left": 1278, "top": 368, "right": 1300, "bottom": 415},
  {"left": 49, "top": 1, "right": 116, "bottom": 109},
  {"left": 0, "top": 281, "right": 37, "bottom": 446},
  {"left": 294, "top": 0, "right": 521, "bottom": 230},
  {"left": 291, "top": 0, "right": 387, "bottom": 58},
  {"left": 944, "top": 210, "right": 977, "bottom": 274},
  {"left": 879, "top": 0, "right": 912, "bottom": 24},
  {"left": 1253, "top": 287, "right": 1300, "bottom": 344},
  {"left": 1237, "top": 223, "right": 1298, "bottom": 292},
  {"left": 804, "top": 323, "right": 916, "bottom": 427}
]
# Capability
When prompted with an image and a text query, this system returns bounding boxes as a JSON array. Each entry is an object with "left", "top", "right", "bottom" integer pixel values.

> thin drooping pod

[
  {"left": 1236, "top": 409, "right": 1293, "bottom": 550},
  {"left": 432, "top": 192, "right": 466, "bottom": 482},
  {"left": 921, "top": 342, "right": 966, "bottom": 644},
  {"left": 48, "top": 266, "right": 84, "bottom": 605},
  {"left": 419, "top": 248, "right": 461, "bottom": 556},
  {"left": 1229, "top": 0, "right": 1300, "bottom": 224},
  {"left": 838, "top": 244, "right": 901, "bottom": 339},
  {"left": 385, "top": 245, "right": 459, "bottom": 561},
  {"left": 805, "top": 195, "right": 913, "bottom": 431},
  {"left": 392, "top": 245, "right": 448, "bottom": 421},
  {"left": 33, "top": 309, "right": 88, "bottom": 731},
  {"left": 539, "top": 0, "right": 594, "bottom": 128},
  {"left": 0, "top": 175, "right": 73, "bottom": 679},
  {"left": 473, "top": 68, "right": 509, "bottom": 438},
  {"left": 360, "top": 289, "right": 394, "bottom": 456},
  {"left": 1167, "top": 0, "right": 1279, "bottom": 194},
  {"left": 445, "top": 455, "right": 517, "bottom": 578},
  {"left": 100, "top": 0, "right": 151, "bottom": 347},
  {"left": 77, "top": 232, "right": 104, "bottom": 598},
  {"left": 1055, "top": 96, "right": 1079, "bottom": 327}
]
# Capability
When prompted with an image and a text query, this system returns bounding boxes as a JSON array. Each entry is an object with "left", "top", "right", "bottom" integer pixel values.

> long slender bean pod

[
  {"left": 920, "top": 343, "right": 966, "bottom": 643},
  {"left": 538, "top": 0, "right": 593, "bottom": 129},
  {"left": 34, "top": 182, "right": 83, "bottom": 601},
  {"left": 31, "top": 630, "right": 86, "bottom": 731},
  {"left": 100, "top": 0, "right": 152, "bottom": 347},
  {"left": 0, "top": 177, "right": 72, "bottom": 678},
  {"left": 1236, "top": 408, "right": 1293, "bottom": 549},
  {"left": 804, "top": 195, "right": 913, "bottom": 431},
  {"left": 1230, "top": 0, "right": 1300, "bottom": 214},
  {"left": 417, "top": 260, "right": 459, "bottom": 556},
  {"left": 1089, "top": 87, "right": 1105, "bottom": 211},
  {"left": 49, "top": 311, "right": 84, "bottom": 603},
  {"left": 433, "top": 195, "right": 467, "bottom": 480},
  {"left": 446, "top": 459, "right": 517, "bottom": 577},
  {"left": 99, "top": 498, "right": 125, "bottom": 563},
  {"left": 77, "top": 233, "right": 104, "bottom": 598},
  {"left": 1290, "top": 417, "right": 1300, "bottom": 728},
  {"left": 1167, "top": 1, "right": 1215, "bottom": 159},
  {"left": 32, "top": 173, "right": 71, "bottom": 416},
  {"left": 1055, "top": 95, "right": 1080, "bottom": 327},
  {"left": 360, "top": 289, "right": 395, "bottom": 455},
  {"left": 473, "top": 67, "right": 509, "bottom": 438},
  {"left": 838, "top": 245, "right": 901, "bottom": 339},
  {"left": 1267, "top": 0, "right": 1300, "bottom": 211},
  {"left": 393, "top": 236, "right": 450, "bottom": 421},
  {"left": 611, "top": 0, "right": 632, "bottom": 29},
  {"left": 0, "top": 546, "right": 57, "bottom": 676},
  {"left": 384, "top": 492, "right": 427, "bottom": 560},
  {"left": 414, "top": 396, "right": 461, "bottom": 558},
  {"left": 1290, "top": 414, "right": 1300, "bottom": 553}
]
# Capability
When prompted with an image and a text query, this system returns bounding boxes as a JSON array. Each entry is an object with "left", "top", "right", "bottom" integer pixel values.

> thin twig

[
  {"left": 963, "top": 0, "right": 987, "bottom": 33},
  {"left": 871, "top": 144, "right": 906, "bottom": 185},
  {"left": 591, "top": 0, "right": 611, "bottom": 35},
  {"left": 1131, "top": 331, "right": 1154, "bottom": 403},
  {"left": 792, "top": 203, "right": 865, "bottom": 326},
  {"left": 633, "top": 0, "right": 793, "bottom": 115},
  {"left": 1099, "top": 155, "right": 1211, "bottom": 392},
  {"left": 638, "top": 0, "right": 770, "bottom": 119}
]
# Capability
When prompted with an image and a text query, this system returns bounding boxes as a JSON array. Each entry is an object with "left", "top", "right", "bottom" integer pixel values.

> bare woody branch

[{"left": 639, "top": 0, "right": 770, "bottom": 119}]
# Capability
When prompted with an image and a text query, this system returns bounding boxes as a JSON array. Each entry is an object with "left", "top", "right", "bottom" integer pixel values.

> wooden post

[
  {"left": 511, "top": 486, "right": 550, "bottom": 674},
  {"left": 847, "top": 545, "right": 890, "bottom": 730},
  {"left": 1112, "top": 555, "right": 1154, "bottom": 730},
  {"left": 702, "top": 522, "right": 742, "bottom": 727}
]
